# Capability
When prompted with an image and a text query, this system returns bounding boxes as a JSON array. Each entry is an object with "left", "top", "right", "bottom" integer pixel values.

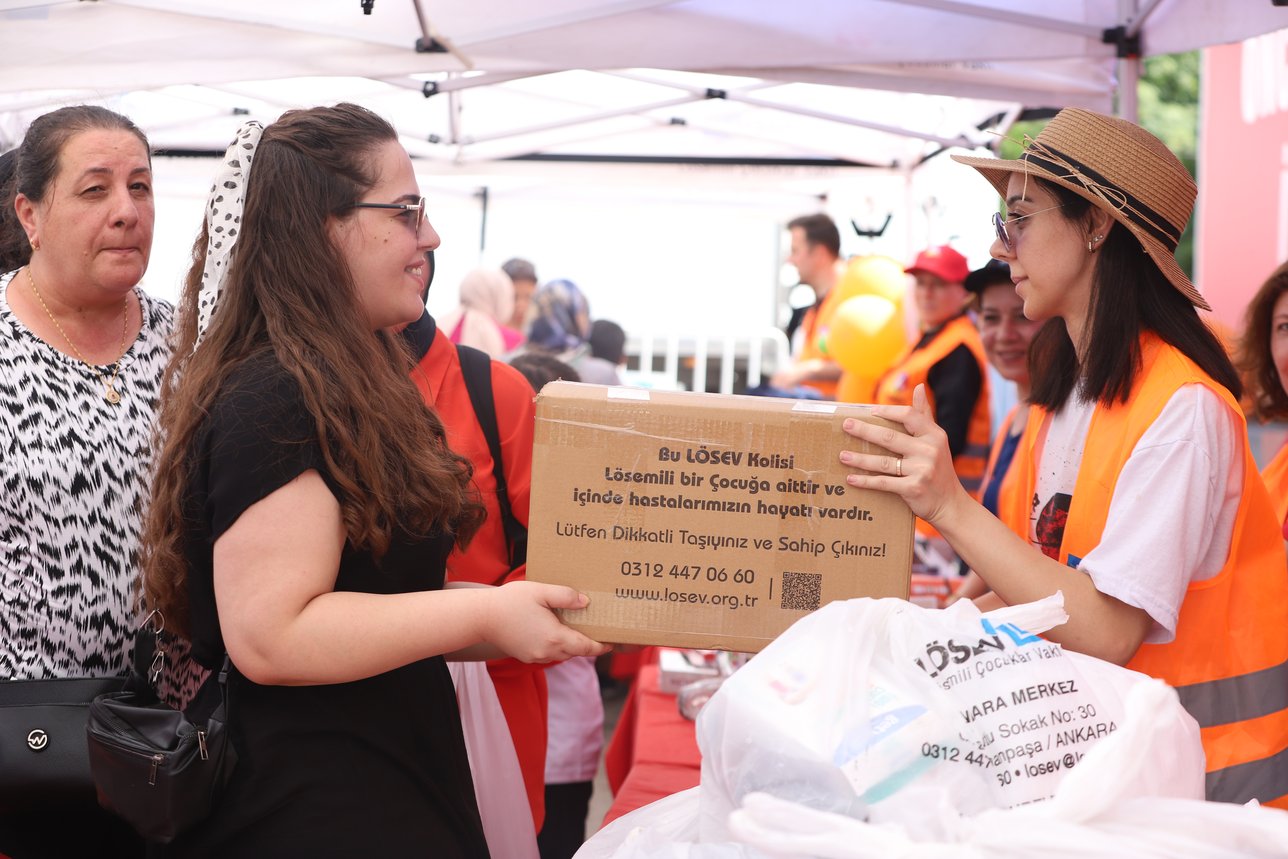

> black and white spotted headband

[{"left": 195, "top": 121, "right": 264, "bottom": 348}]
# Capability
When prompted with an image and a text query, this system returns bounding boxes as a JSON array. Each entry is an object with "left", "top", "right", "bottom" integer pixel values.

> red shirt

[{"left": 407, "top": 313, "right": 549, "bottom": 828}]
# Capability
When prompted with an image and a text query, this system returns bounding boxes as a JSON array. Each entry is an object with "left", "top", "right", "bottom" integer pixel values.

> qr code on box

[{"left": 780, "top": 571, "right": 822, "bottom": 611}]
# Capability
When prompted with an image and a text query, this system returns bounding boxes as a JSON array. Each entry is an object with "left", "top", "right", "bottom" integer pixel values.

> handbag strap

[{"left": 129, "top": 623, "right": 231, "bottom": 719}]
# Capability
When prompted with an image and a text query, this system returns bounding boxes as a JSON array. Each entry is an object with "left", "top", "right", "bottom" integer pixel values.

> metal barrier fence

[{"left": 621, "top": 329, "right": 792, "bottom": 395}]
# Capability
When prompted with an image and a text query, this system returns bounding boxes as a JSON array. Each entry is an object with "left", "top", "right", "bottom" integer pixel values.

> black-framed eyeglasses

[
  {"left": 992, "top": 204, "right": 1063, "bottom": 253},
  {"left": 348, "top": 196, "right": 426, "bottom": 232}
]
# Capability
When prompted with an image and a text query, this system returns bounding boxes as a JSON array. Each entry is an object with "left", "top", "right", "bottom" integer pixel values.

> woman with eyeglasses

[
  {"left": 840, "top": 108, "right": 1288, "bottom": 809},
  {"left": 141, "top": 103, "right": 607, "bottom": 856}
]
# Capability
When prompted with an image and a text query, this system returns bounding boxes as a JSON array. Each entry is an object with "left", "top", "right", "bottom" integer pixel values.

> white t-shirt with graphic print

[{"left": 1029, "top": 383, "right": 1242, "bottom": 644}]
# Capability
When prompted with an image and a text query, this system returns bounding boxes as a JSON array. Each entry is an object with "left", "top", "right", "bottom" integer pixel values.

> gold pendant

[{"left": 104, "top": 383, "right": 121, "bottom": 405}]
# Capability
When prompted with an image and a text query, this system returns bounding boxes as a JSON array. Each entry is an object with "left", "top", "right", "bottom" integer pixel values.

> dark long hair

[
  {"left": 1027, "top": 178, "right": 1239, "bottom": 409},
  {"left": 0, "top": 105, "right": 150, "bottom": 272},
  {"left": 1238, "top": 260, "right": 1288, "bottom": 420},
  {"left": 143, "top": 103, "right": 482, "bottom": 634}
]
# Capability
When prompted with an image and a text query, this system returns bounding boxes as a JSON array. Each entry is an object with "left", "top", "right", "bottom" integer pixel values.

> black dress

[{"left": 161, "top": 355, "right": 489, "bottom": 858}]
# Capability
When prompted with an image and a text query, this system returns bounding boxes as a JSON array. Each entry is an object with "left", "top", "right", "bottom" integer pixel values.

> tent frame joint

[
  {"left": 415, "top": 36, "right": 449, "bottom": 54},
  {"left": 1102, "top": 25, "right": 1141, "bottom": 59}
]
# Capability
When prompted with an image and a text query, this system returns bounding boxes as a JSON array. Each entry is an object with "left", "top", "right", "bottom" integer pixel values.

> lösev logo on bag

[
  {"left": 26, "top": 729, "right": 48, "bottom": 751},
  {"left": 912, "top": 619, "right": 1044, "bottom": 680}
]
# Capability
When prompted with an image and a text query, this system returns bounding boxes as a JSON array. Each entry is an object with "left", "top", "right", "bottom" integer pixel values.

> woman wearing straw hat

[{"left": 839, "top": 108, "right": 1288, "bottom": 809}]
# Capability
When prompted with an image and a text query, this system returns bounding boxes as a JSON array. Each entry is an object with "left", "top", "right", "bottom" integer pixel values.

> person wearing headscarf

[
  {"left": 514, "top": 278, "right": 621, "bottom": 386},
  {"left": 438, "top": 266, "right": 523, "bottom": 356}
]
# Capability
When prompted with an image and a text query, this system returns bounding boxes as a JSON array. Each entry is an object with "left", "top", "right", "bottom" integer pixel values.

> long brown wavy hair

[
  {"left": 142, "top": 104, "right": 483, "bottom": 636},
  {"left": 1238, "top": 260, "right": 1288, "bottom": 421}
]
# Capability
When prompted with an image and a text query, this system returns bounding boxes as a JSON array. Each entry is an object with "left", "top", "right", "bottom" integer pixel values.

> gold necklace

[{"left": 24, "top": 266, "right": 130, "bottom": 405}]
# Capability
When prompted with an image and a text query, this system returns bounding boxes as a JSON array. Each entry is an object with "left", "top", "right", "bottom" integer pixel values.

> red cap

[{"left": 905, "top": 245, "right": 969, "bottom": 284}]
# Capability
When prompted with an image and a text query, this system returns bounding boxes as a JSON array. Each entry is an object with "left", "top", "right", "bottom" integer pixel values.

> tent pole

[
  {"left": 1118, "top": 57, "right": 1140, "bottom": 122},
  {"left": 727, "top": 92, "right": 976, "bottom": 149},
  {"left": 1116, "top": 0, "right": 1140, "bottom": 121}
]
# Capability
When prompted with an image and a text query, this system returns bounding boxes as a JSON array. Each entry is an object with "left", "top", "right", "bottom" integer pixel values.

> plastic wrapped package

[
  {"left": 576, "top": 789, "right": 770, "bottom": 859},
  {"left": 574, "top": 595, "right": 1288, "bottom": 858},
  {"left": 727, "top": 682, "right": 1288, "bottom": 858},
  {"left": 695, "top": 594, "right": 1201, "bottom": 842}
]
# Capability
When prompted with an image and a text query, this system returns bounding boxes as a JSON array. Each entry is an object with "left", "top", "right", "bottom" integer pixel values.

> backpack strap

[{"left": 456, "top": 344, "right": 528, "bottom": 570}]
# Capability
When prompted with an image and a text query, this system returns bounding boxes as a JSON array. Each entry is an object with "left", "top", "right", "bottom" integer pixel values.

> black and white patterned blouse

[{"left": 0, "top": 269, "right": 175, "bottom": 680}]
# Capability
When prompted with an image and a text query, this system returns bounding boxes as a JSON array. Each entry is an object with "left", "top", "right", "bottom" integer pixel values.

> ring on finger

[{"left": 895, "top": 457, "right": 902, "bottom": 478}]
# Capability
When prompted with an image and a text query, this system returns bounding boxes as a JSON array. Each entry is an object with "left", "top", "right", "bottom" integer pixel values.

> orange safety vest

[
  {"left": 1261, "top": 442, "right": 1288, "bottom": 530},
  {"left": 877, "top": 314, "right": 991, "bottom": 505},
  {"left": 797, "top": 286, "right": 845, "bottom": 399},
  {"left": 978, "top": 403, "right": 1021, "bottom": 515},
  {"left": 999, "top": 336, "right": 1288, "bottom": 808}
]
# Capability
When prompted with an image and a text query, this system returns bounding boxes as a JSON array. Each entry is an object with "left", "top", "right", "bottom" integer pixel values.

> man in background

[
  {"left": 503, "top": 257, "right": 540, "bottom": 334},
  {"left": 770, "top": 213, "right": 843, "bottom": 398}
]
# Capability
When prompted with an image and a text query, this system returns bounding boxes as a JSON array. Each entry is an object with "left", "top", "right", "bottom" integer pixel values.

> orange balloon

[
  {"left": 836, "top": 255, "right": 908, "bottom": 306},
  {"left": 824, "top": 294, "right": 908, "bottom": 377}
]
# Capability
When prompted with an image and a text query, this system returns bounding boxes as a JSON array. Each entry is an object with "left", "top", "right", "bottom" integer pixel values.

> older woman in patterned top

[{"left": 0, "top": 105, "right": 173, "bottom": 857}]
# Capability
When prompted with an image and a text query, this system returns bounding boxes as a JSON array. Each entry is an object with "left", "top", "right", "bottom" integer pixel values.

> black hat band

[{"left": 1023, "top": 147, "right": 1182, "bottom": 251}]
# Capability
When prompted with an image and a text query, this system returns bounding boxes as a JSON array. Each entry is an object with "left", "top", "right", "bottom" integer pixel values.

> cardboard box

[{"left": 527, "top": 382, "right": 914, "bottom": 652}]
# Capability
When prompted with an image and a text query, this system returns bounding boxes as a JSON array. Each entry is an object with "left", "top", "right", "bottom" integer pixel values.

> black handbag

[
  {"left": 0, "top": 674, "right": 126, "bottom": 812},
  {"left": 86, "top": 623, "right": 237, "bottom": 844}
]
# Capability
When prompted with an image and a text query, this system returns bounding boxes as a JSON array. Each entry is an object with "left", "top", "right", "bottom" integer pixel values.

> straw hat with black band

[{"left": 951, "top": 108, "right": 1209, "bottom": 311}]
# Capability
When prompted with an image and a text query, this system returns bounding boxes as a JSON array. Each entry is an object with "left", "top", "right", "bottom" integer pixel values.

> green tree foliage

[
  {"left": 992, "top": 52, "right": 1200, "bottom": 275},
  {"left": 1139, "top": 51, "right": 1198, "bottom": 276}
]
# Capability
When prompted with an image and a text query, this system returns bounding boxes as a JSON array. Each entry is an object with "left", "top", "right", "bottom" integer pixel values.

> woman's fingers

[
  {"left": 842, "top": 386, "right": 943, "bottom": 450},
  {"left": 841, "top": 415, "right": 914, "bottom": 457},
  {"left": 839, "top": 450, "right": 903, "bottom": 479},
  {"left": 838, "top": 384, "right": 956, "bottom": 521}
]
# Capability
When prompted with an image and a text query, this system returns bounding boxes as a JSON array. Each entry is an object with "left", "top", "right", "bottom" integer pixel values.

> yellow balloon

[
  {"left": 836, "top": 255, "right": 907, "bottom": 306},
  {"left": 835, "top": 371, "right": 879, "bottom": 404},
  {"left": 824, "top": 295, "right": 907, "bottom": 377}
]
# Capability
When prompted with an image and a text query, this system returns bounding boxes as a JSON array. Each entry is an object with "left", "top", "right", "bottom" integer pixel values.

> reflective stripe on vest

[
  {"left": 1208, "top": 742, "right": 1288, "bottom": 807},
  {"left": 876, "top": 314, "right": 991, "bottom": 492},
  {"left": 999, "top": 335, "right": 1288, "bottom": 807},
  {"left": 1176, "top": 656, "right": 1288, "bottom": 728}
]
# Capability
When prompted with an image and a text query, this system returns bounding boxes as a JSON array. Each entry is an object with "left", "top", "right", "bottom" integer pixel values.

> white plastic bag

[
  {"left": 574, "top": 788, "right": 769, "bottom": 859},
  {"left": 577, "top": 595, "right": 1253, "bottom": 859},
  {"left": 728, "top": 678, "right": 1288, "bottom": 859},
  {"left": 448, "top": 660, "right": 540, "bottom": 859},
  {"left": 696, "top": 593, "right": 1203, "bottom": 841}
]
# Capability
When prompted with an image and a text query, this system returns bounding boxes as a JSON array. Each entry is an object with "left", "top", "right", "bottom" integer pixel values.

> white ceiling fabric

[{"left": 2, "top": 0, "right": 1283, "bottom": 169}]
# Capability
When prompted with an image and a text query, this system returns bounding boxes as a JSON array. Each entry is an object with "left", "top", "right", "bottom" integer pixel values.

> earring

[{"left": 1087, "top": 239, "right": 1094, "bottom": 253}]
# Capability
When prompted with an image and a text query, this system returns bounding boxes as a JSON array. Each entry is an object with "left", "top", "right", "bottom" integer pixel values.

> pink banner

[{"left": 1197, "top": 29, "right": 1288, "bottom": 331}]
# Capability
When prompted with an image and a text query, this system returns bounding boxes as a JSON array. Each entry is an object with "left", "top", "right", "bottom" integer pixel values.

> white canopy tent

[
  {"left": 1, "top": 1, "right": 1285, "bottom": 341},
  {"left": 5, "top": 0, "right": 1284, "bottom": 164}
]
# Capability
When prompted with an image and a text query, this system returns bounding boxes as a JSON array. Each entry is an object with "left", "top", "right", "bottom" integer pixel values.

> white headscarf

[{"left": 194, "top": 121, "right": 264, "bottom": 349}]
